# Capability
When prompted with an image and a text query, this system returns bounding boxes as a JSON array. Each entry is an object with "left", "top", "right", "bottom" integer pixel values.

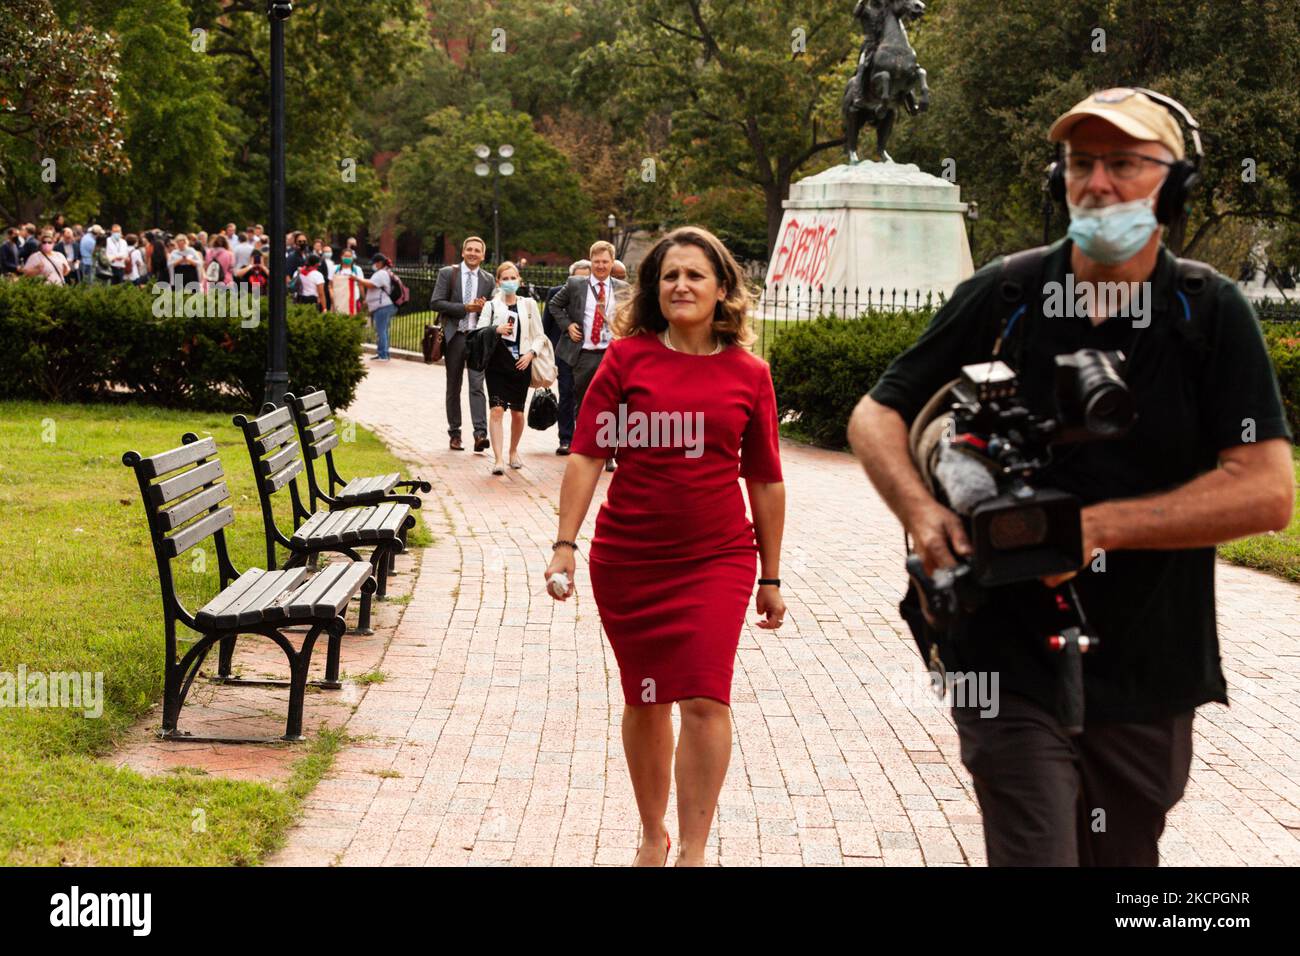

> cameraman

[{"left": 848, "top": 88, "right": 1294, "bottom": 866}]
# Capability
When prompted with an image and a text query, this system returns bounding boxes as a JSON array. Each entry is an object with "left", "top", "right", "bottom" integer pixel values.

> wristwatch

[{"left": 758, "top": 578, "right": 781, "bottom": 587}]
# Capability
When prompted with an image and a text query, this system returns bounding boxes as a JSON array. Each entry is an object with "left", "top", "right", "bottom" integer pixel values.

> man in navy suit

[
  {"left": 547, "top": 242, "right": 630, "bottom": 471},
  {"left": 543, "top": 259, "right": 590, "bottom": 454},
  {"left": 431, "top": 236, "right": 495, "bottom": 452}
]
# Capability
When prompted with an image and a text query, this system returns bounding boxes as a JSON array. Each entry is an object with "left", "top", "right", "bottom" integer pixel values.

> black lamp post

[
  {"left": 264, "top": 0, "right": 293, "bottom": 407},
  {"left": 474, "top": 143, "right": 515, "bottom": 265}
]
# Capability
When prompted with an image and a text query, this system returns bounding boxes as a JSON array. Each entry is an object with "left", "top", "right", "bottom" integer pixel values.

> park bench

[
  {"left": 123, "top": 433, "right": 376, "bottom": 743},
  {"left": 233, "top": 402, "right": 415, "bottom": 633},
  {"left": 284, "top": 387, "right": 431, "bottom": 514}
]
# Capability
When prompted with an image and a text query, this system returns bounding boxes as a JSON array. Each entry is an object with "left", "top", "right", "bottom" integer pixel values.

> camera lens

[{"left": 1070, "top": 351, "right": 1134, "bottom": 437}]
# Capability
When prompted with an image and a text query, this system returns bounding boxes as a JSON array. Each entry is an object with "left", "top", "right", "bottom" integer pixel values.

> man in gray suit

[
  {"left": 431, "top": 236, "right": 494, "bottom": 452},
  {"left": 547, "top": 240, "right": 630, "bottom": 471}
]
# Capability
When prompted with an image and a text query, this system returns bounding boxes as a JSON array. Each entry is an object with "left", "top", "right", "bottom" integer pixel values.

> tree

[
  {"left": 179, "top": 0, "right": 420, "bottom": 233},
  {"left": 386, "top": 105, "right": 596, "bottom": 260},
  {"left": 100, "top": 0, "right": 236, "bottom": 228},
  {"left": 888, "top": 0, "right": 1300, "bottom": 267},
  {"left": 0, "top": 0, "right": 126, "bottom": 222},
  {"left": 579, "top": 0, "right": 858, "bottom": 255}
]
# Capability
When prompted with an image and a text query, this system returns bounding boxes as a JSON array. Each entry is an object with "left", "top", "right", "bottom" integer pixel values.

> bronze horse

[{"left": 843, "top": 0, "right": 930, "bottom": 164}]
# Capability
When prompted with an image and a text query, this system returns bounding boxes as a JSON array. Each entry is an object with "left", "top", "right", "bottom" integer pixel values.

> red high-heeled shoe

[{"left": 663, "top": 834, "right": 671, "bottom": 866}]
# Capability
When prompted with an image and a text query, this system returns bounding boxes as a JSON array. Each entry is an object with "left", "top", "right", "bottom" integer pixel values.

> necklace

[{"left": 660, "top": 327, "right": 723, "bottom": 355}]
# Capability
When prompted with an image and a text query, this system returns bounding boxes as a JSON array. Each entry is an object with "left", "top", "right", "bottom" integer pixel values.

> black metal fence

[
  {"left": 1255, "top": 298, "right": 1300, "bottom": 323},
  {"left": 366, "top": 264, "right": 949, "bottom": 357}
]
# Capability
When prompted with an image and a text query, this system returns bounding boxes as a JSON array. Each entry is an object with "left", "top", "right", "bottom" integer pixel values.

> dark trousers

[
  {"left": 570, "top": 347, "right": 606, "bottom": 418},
  {"left": 556, "top": 357, "right": 575, "bottom": 445},
  {"left": 442, "top": 327, "right": 487, "bottom": 438},
  {"left": 952, "top": 693, "right": 1194, "bottom": 866}
]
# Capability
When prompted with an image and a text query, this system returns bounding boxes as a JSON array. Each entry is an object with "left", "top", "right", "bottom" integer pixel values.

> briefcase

[{"left": 423, "top": 322, "right": 443, "bottom": 363}]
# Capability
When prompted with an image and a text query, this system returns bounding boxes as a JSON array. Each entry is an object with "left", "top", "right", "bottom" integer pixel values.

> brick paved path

[{"left": 269, "top": 356, "right": 1300, "bottom": 866}]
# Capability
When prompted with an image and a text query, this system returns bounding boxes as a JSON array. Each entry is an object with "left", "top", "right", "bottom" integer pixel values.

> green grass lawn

[
  {"left": 1218, "top": 446, "right": 1300, "bottom": 583},
  {"left": 0, "top": 399, "right": 430, "bottom": 864},
  {"left": 363, "top": 310, "right": 433, "bottom": 354}
]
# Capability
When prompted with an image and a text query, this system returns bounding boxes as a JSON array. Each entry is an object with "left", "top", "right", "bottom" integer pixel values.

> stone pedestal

[{"left": 761, "top": 161, "right": 974, "bottom": 316}]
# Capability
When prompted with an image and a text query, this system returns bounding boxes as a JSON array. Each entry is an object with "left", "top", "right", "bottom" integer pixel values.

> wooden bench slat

[
  {"left": 296, "top": 389, "right": 329, "bottom": 411},
  {"left": 249, "top": 405, "right": 292, "bottom": 436},
  {"left": 259, "top": 440, "right": 300, "bottom": 477},
  {"left": 195, "top": 568, "right": 268, "bottom": 624},
  {"left": 307, "top": 432, "right": 339, "bottom": 459},
  {"left": 306, "top": 509, "right": 351, "bottom": 544},
  {"left": 164, "top": 505, "right": 234, "bottom": 558},
  {"left": 284, "top": 561, "right": 371, "bottom": 618},
  {"left": 305, "top": 420, "right": 335, "bottom": 443},
  {"left": 266, "top": 457, "right": 304, "bottom": 493},
  {"left": 313, "top": 562, "right": 373, "bottom": 614},
  {"left": 159, "top": 483, "right": 231, "bottom": 531},
  {"left": 361, "top": 502, "right": 405, "bottom": 534},
  {"left": 336, "top": 507, "right": 380, "bottom": 544},
  {"left": 225, "top": 567, "right": 309, "bottom": 627},
  {"left": 291, "top": 510, "right": 330, "bottom": 541},
  {"left": 281, "top": 562, "right": 349, "bottom": 617},
  {"left": 301, "top": 403, "right": 332, "bottom": 426},
  {"left": 139, "top": 436, "right": 217, "bottom": 480},
  {"left": 253, "top": 422, "right": 296, "bottom": 455},
  {"left": 316, "top": 508, "right": 364, "bottom": 544},
  {"left": 346, "top": 476, "right": 379, "bottom": 496},
  {"left": 149, "top": 459, "right": 224, "bottom": 506}
]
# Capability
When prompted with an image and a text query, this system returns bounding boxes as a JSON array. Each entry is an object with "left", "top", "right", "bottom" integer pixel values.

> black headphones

[{"left": 1046, "top": 87, "right": 1203, "bottom": 226}]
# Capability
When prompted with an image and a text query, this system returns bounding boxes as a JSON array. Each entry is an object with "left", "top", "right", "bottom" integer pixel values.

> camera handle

[{"left": 1046, "top": 581, "right": 1099, "bottom": 735}]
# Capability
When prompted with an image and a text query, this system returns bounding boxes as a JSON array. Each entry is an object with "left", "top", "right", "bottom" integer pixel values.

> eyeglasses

[{"left": 1064, "top": 150, "right": 1174, "bottom": 181}]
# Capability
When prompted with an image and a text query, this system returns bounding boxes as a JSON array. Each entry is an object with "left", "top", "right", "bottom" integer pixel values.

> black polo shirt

[{"left": 870, "top": 238, "right": 1292, "bottom": 723}]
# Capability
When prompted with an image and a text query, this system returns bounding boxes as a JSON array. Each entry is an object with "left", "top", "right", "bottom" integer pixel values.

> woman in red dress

[{"left": 544, "top": 226, "right": 787, "bottom": 866}]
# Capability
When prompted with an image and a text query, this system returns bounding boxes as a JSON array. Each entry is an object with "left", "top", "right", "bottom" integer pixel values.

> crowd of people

[{"left": 0, "top": 219, "right": 374, "bottom": 315}]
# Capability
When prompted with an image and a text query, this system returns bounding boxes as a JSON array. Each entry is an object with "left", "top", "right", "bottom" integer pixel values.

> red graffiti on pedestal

[{"left": 770, "top": 216, "right": 839, "bottom": 287}]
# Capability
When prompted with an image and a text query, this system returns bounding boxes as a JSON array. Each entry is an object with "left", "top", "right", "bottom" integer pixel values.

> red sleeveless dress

[{"left": 569, "top": 332, "right": 784, "bottom": 707}]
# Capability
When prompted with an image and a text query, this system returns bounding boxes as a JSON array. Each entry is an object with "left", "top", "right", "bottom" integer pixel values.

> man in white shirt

[
  {"left": 546, "top": 240, "right": 630, "bottom": 471},
  {"left": 106, "top": 224, "right": 129, "bottom": 284},
  {"left": 232, "top": 232, "right": 254, "bottom": 270}
]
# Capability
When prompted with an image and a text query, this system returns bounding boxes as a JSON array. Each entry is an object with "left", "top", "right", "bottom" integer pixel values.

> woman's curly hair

[{"left": 612, "top": 226, "right": 756, "bottom": 348}]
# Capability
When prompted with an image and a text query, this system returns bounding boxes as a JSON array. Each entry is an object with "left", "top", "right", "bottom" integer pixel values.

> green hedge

[
  {"left": 768, "top": 310, "right": 933, "bottom": 447},
  {"left": 1262, "top": 321, "right": 1300, "bottom": 437},
  {"left": 0, "top": 278, "right": 366, "bottom": 410},
  {"left": 770, "top": 310, "right": 1300, "bottom": 448}
]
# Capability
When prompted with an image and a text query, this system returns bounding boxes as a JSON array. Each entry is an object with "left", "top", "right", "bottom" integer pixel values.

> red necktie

[{"left": 590, "top": 281, "right": 606, "bottom": 345}]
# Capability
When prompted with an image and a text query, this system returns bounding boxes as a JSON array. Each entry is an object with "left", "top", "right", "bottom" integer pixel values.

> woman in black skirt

[{"left": 476, "top": 260, "right": 548, "bottom": 475}]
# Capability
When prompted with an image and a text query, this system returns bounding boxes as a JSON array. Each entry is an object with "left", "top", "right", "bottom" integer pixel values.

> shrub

[
  {"left": 0, "top": 278, "right": 366, "bottom": 410},
  {"left": 767, "top": 309, "right": 933, "bottom": 448},
  {"left": 769, "top": 311, "right": 1300, "bottom": 449},
  {"left": 1262, "top": 321, "right": 1300, "bottom": 437}
]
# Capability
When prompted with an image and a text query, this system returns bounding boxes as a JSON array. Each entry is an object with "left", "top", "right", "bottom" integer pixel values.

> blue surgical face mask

[
  {"left": 1066, "top": 182, "right": 1162, "bottom": 265},
  {"left": 500, "top": 279, "right": 520, "bottom": 295}
]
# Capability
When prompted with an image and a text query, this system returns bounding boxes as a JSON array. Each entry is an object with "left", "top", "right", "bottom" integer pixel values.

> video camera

[{"left": 905, "top": 349, "right": 1133, "bottom": 732}]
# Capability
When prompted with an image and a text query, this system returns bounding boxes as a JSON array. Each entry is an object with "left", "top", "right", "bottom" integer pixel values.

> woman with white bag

[{"left": 476, "top": 260, "right": 554, "bottom": 475}]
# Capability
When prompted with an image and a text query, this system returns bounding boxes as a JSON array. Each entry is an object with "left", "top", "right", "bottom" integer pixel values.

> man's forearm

[
  {"left": 1088, "top": 438, "right": 1294, "bottom": 552},
  {"left": 848, "top": 395, "right": 934, "bottom": 525}
]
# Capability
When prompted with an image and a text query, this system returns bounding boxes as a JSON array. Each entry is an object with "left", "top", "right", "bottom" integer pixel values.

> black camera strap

[{"left": 992, "top": 245, "right": 1217, "bottom": 374}]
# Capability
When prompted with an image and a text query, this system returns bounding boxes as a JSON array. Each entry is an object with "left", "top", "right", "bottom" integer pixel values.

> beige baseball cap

[{"left": 1049, "top": 88, "right": 1185, "bottom": 160}]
